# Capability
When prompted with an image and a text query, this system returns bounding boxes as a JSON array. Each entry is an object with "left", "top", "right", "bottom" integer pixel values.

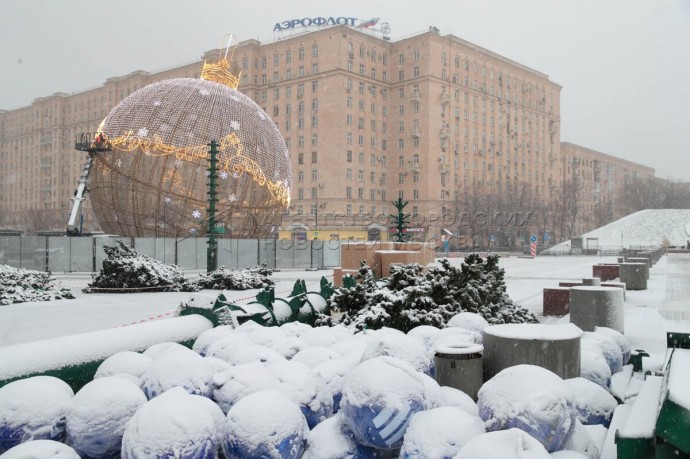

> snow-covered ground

[
  {"left": 546, "top": 209, "right": 690, "bottom": 252},
  {"left": 2, "top": 254, "right": 688, "bottom": 368}
]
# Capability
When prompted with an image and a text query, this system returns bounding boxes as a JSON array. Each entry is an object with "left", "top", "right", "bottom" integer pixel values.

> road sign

[
  {"left": 313, "top": 231, "right": 319, "bottom": 238},
  {"left": 530, "top": 235, "right": 537, "bottom": 243}
]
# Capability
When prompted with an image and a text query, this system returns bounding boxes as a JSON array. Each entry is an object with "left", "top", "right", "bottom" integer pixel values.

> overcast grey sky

[{"left": 1, "top": 0, "right": 689, "bottom": 181}]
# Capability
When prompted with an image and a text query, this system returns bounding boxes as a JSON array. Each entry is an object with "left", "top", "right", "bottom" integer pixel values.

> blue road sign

[{"left": 530, "top": 235, "right": 537, "bottom": 243}]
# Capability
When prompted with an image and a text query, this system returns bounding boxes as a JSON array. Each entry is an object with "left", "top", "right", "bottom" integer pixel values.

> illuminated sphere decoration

[{"left": 89, "top": 53, "right": 291, "bottom": 238}]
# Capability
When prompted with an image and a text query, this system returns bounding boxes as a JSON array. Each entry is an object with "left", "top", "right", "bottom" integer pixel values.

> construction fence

[{"left": 0, "top": 236, "right": 342, "bottom": 273}]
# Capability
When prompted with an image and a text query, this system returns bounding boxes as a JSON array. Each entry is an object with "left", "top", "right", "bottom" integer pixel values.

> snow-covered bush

[
  {"left": 0, "top": 265, "right": 74, "bottom": 305},
  {"left": 84, "top": 241, "right": 197, "bottom": 293},
  {"left": 0, "top": 376, "right": 74, "bottom": 454},
  {"left": 195, "top": 264, "right": 274, "bottom": 290},
  {"left": 333, "top": 255, "right": 537, "bottom": 333}
]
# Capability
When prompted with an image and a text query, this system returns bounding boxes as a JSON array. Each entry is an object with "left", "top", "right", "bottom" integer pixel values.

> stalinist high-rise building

[{"left": 0, "top": 22, "right": 654, "bottom": 242}]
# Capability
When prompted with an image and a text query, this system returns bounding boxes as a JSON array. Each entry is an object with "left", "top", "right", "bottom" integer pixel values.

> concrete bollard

[
  {"left": 482, "top": 323, "right": 582, "bottom": 381},
  {"left": 617, "top": 257, "right": 625, "bottom": 264},
  {"left": 582, "top": 277, "right": 601, "bottom": 286},
  {"left": 570, "top": 286, "right": 625, "bottom": 333},
  {"left": 543, "top": 287, "right": 571, "bottom": 316},
  {"left": 620, "top": 262, "right": 649, "bottom": 287},
  {"left": 434, "top": 342, "right": 484, "bottom": 401},
  {"left": 629, "top": 255, "right": 652, "bottom": 270},
  {"left": 593, "top": 264, "right": 619, "bottom": 282}
]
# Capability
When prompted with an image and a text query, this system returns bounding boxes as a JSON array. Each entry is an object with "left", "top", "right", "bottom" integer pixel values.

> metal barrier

[{"left": 0, "top": 236, "right": 341, "bottom": 272}]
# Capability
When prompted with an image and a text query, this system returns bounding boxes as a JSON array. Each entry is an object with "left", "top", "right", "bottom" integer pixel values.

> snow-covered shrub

[
  {"left": 446, "top": 311, "right": 490, "bottom": 335},
  {"left": 340, "top": 357, "right": 434, "bottom": 451},
  {"left": 223, "top": 389, "right": 308, "bottom": 459},
  {"left": 121, "top": 387, "right": 223, "bottom": 459},
  {"left": 195, "top": 264, "right": 274, "bottom": 290},
  {"left": 565, "top": 377, "right": 617, "bottom": 427},
  {"left": 0, "top": 264, "right": 74, "bottom": 305},
  {"left": 455, "top": 428, "right": 552, "bottom": 459},
  {"left": 333, "top": 255, "right": 537, "bottom": 333},
  {"left": 0, "top": 440, "right": 80, "bottom": 459},
  {"left": 0, "top": 376, "right": 74, "bottom": 454},
  {"left": 477, "top": 364, "right": 576, "bottom": 453},
  {"left": 84, "top": 241, "right": 197, "bottom": 293},
  {"left": 65, "top": 376, "right": 147, "bottom": 458},
  {"left": 399, "top": 406, "right": 485, "bottom": 459}
]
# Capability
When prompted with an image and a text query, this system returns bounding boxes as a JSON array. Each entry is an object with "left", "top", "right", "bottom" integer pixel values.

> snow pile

[
  {"left": 0, "top": 376, "right": 74, "bottom": 454},
  {"left": 545, "top": 209, "right": 690, "bottom": 251},
  {"left": 195, "top": 264, "right": 274, "bottom": 290},
  {"left": 477, "top": 364, "right": 576, "bottom": 452},
  {"left": 0, "top": 265, "right": 74, "bottom": 305},
  {"left": 84, "top": 241, "right": 197, "bottom": 293},
  {"left": 65, "top": 376, "right": 147, "bottom": 458},
  {"left": 333, "top": 255, "right": 537, "bottom": 333},
  {"left": 399, "top": 406, "right": 485, "bottom": 458},
  {"left": 223, "top": 389, "right": 308, "bottom": 459},
  {"left": 121, "top": 387, "right": 224, "bottom": 459}
]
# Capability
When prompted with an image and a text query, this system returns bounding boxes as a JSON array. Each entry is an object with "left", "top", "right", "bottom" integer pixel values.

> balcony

[
  {"left": 407, "top": 161, "right": 421, "bottom": 173},
  {"left": 409, "top": 91, "right": 421, "bottom": 102},
  {"left": 439, "top": 127, "right": 450, "bottom": 139},
  {"left": 440, "top": 93, "right": 451, "bottom": 104},
  {"left": 408, "top": 128, "right": 421, "bottom": 138}
]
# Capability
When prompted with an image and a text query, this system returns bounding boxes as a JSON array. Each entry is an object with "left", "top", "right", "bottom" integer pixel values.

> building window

[
  {"left": 358, "top": 188, "right": 364, "bottom": 199},
  {"left": 346, "top": 186, "right": 352, "bottom": 198},
  {"left": 286, "top": 50, "right": 292, "bottom": 63},
  {"left": 298, "top": 171, "right": 304, "bottom": 182},
  {"left": 399, "top": 53, "right": 404, "bottom": 64},
  {"left": 298, "top": 47, "right": 305, "bottom": 60},
  {"left": 413, "top": 67, "right": 420, "bottom": 78},
  {"left": 399, "top": 70, "right": 404, "bottom": 81},
  {"left": 312, "top": 43, "right": 318, "bottom": 57},
  {"left": 311, "top": 151, "right": 317, "bottom": 163},
  {"left": 413, "top": 189, "right": 419, "bottom": 200},
  {"left": 346, "top": 169, "right": 352, "bottom": 180},
  {"left": 346, "top": 150, "right": 352, "bottom": 162},
  {"left": 311, "top": 169, "right": 318, "bottom": 180},
  {"left": 312, "top": 80, "right": 319, "bottom": 91}
]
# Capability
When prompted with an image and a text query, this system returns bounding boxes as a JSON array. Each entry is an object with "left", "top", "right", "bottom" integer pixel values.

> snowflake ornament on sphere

[
  {"left": 192, "top": 210, "right": 201, "bottom": 219},
  {"left": 219, "top": 171, "right": 229, "bottom": 180},
  {"left": 164, "top": 196, "right": 172, "bottom": 204},
  {"left": 228, "top": 194, "right": 237, "bottom": 203},
  {"left": 230, "top": 120, "right": 240, "bottom": 130},
  {"left": 199, "top": 89, "right": 210, "bottom": 96},
  {"left": 136, "top": 128, "right": 148, "bottom": 137}
]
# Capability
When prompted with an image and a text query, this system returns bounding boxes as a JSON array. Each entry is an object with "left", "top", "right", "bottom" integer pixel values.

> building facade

[
  {"left": 559, "top": 142, "right": 655, "bottom": 236},
  {"left": 0, "top": 25, "right": 656, "bottom": 245}
]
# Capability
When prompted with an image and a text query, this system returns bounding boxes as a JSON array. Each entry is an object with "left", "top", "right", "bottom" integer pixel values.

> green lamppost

[
  {"left": 207, "top": 140, "right": 219, "bottom": 272},
  {"left": 390, "top": 197, "right": 410, "bottom": 243}
]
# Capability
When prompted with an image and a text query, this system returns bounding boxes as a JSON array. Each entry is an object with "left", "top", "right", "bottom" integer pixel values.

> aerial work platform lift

[{"left": 68, "top": 132, "right": 112, "bottom": 235}]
